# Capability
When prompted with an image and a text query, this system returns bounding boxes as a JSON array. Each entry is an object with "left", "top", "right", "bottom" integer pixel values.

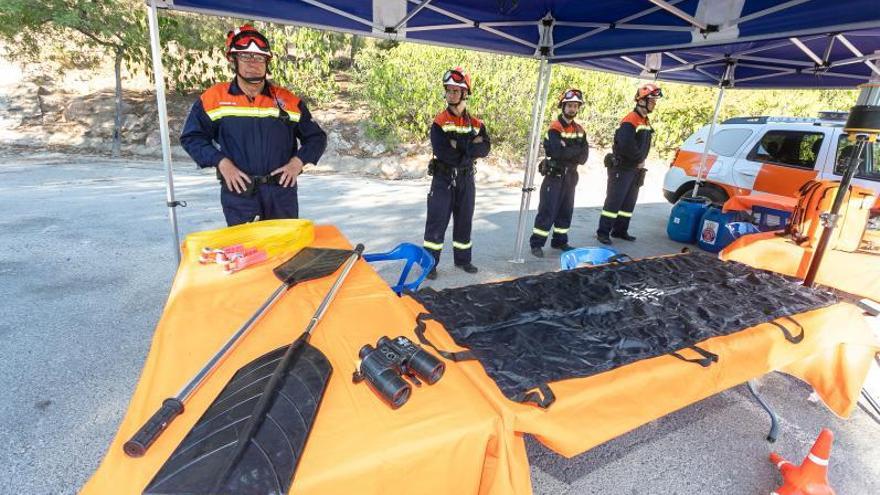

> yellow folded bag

[{"left": 182, "top": 219, "right": 315, "bottom": 264}]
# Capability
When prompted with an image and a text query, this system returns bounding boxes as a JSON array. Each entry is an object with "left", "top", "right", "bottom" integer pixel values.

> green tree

[
  {"left": 131, "top": 13, "right": 231, "bottom": 94},
  {"left": 0, "top": 0, "right": 149, "bottom": 156},
  {"left": 0, "top": 1, "right": 238, "bottom": 154},
  {"left": 353, "top": 42, "right": 858, "bottom": 160},
  {"left": 264, "top": 25, "right": 346, "bottom": 105}
]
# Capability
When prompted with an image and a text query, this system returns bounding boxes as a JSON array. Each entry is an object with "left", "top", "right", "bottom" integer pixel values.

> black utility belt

[
  {"left": 216, "top": 168, "right": 282, "bottom": 196},
  {"left": 428, "top": 158, "right": 474, "bottom": 177},
  {"left": 538, "top": 158, "right": 575, "bottom": 177}
]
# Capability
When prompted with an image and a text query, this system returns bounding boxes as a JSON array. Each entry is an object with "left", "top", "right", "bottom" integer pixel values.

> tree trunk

[
  {"left": 349, "top": 36, "right": 362, "bottom": 63},
  {"left": 112, "top": 48, "right": 123, "bottom": 157}
]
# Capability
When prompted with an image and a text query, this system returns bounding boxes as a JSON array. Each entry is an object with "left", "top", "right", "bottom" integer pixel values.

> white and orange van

[{"left": 662, "top": 113, "right": 880, "bottom": 212}]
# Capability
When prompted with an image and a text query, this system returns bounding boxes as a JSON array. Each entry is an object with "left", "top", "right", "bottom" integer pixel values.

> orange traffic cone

[{"left": 769, "top": 428, "right": 836, "bottom": 495}]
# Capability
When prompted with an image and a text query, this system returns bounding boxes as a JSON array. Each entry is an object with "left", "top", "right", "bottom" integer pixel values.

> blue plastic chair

[
  {"left": 559, "top": 246, "right": 621, "bottom": 271},
  {"left": 363, "top": 243, "right": 436, "bottom": 295}
]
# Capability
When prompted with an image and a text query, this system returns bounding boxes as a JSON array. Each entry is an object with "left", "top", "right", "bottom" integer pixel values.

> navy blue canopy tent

[
  {"left": 571, "top": 29, "right": 880, "bottom": 88},
  {"left": 570, "top": 29, "right": 880, "bottom": 199},
  {"left": 146, "top": 1, "right": 880, "bottom": 263}
]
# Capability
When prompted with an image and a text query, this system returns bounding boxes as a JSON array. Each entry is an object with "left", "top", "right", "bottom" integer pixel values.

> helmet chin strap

[{"left": 447, "top": 92, "right": 467, "bottom": 113}]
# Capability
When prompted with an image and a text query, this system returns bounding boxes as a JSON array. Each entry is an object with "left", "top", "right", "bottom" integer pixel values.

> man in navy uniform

[
  {"left": 422, "top": 67, "right": 491, "bottom": 279},
  {"left": 530, "top": 88, "right": 589, "bottom": 257},
  {"left": 597, "top": 82, "right": 662, "bottom": 244},
  {"left": 180, "top": 24, "right": 327, "bottom": 225}
]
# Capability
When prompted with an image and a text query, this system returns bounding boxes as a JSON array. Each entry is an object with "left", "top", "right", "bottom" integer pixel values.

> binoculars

[{"left": 353, "top": 336, "right": 445, "bottom": 409}]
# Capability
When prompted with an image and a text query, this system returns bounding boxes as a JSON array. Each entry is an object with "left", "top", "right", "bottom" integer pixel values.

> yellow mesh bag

[{"left": 182, "top": 219, "right": 315, "bottom": 264}]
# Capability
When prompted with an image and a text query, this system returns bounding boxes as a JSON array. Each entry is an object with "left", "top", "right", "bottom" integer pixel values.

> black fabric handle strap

[
  {"left": 413, "top": 312, "right": 476, "bottom": 362},
  {"left": 669, "top": 344, "right": 719, "bottom": 367},
  {"left": 771, "top": 316, "right": 805, "bottom": 344},
  {"left": 414, "top": 312, "right": 556, "bottom": 408},
  {"left": 517, "top": 383, "right": 556, "bottom": 408}
]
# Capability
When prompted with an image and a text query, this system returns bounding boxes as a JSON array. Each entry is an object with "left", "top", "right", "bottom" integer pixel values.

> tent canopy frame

[{"left": 146, "top": 0, "right": 880, "bottom": 263}]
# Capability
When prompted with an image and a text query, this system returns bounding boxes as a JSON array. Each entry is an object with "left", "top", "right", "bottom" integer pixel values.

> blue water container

[
  {"left": 667, "top": 196, "right": 711, "bottom": 243},
  {"left": 697, "top": 206, "right": 747, "bottom": 253}
]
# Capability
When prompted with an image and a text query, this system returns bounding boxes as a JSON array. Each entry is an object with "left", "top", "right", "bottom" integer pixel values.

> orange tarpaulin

[
  {"left": 81, "top": 226, "right": 529, "bottom": 495},
  {"left": 401, "top": 297, "right": 878, "bottom": 459},
  {"left": 720, "top": 232, "right": 880, "bottom": 301},
  {"left": 82, "top": 225, "right": 878, "bottom": 494},
  {"left": 723, "top": 193, "right": 797, "bottom": 213}
]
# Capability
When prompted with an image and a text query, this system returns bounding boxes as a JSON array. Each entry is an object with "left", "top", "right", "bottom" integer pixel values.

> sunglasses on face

[{"left": 236, "top": 53, "right": 268, "bottom": 62}]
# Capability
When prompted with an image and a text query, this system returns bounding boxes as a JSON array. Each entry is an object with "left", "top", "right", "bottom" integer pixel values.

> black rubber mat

[{"left": 144, "top": 340, "right": 332, "bottom": 495}]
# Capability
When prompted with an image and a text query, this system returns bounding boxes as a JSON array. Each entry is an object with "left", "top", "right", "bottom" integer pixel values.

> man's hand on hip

[
  {"left": 218, "top": 158, "right": 251, "bottom": 194},
  {"left": 271, "top": 156, "right": 304, "bottom": 187}
]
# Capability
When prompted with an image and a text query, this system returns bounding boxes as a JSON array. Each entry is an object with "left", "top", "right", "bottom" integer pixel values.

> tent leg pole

[
  {"left": 691, "top": 85, "right": 725, "bottom": 198},
  {"left": 147, "top": 0, "right": 182, "bottom": 265},
  {"left": 803, "top": 84, "right": 880, "bottom": 287},
  {"left": 510, "top": 59, "right": 552, "bottom": 263},
  {"left": 746, "top": 380, "right": 779, "bottom": 443}
]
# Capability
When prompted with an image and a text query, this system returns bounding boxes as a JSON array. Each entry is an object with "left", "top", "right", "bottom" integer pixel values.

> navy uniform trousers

[
  {"left": 423, "top": 169, "right": 475, "bottom": 265},
  {"left": 530, "top": 167, "right": 579, "bottom": 248},
  {"left": 597, "top": 167, "right": 643, "bottom": 236},
  {"left": 221, "top": 184, "right": 299, "bottom": 226}
]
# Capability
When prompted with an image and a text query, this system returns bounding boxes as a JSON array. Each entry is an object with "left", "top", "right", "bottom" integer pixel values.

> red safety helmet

[
  {"left": 634, "top": 82, "right": 663, "bottom": 102},
  {"left": 558, "top": 88, "right": 585, "bottom": 108},
  {"left": 225, "top": 24, "right": 272, "bottom": 59},
  {"left": 443, "top": 67, "right": 472, "bottom": 94}
]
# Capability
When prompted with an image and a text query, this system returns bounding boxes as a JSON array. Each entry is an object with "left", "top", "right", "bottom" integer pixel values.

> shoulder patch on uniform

[
  {"left": 201, "top": 82, "right": 233, "bottom": 110},
  {"left": 271, "top": 86, "right": 302, "bottom": 110},
  {"left": 620, "top": 111, "right": 644, "bottom": 126},
  {"left": 433, "top": 110, "right": 452, "bottom": 125}
]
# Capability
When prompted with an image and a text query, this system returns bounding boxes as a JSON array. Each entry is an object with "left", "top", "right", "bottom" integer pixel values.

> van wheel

[{"left": 675, "top": 183, "right": 729, "bottom": 206}]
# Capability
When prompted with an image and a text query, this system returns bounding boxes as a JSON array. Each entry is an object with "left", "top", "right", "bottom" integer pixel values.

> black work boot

[
  {"left": 426, "top": 268, "right": 438, "bottom": 280},
  {"left": 596, "top": 233, "right": 613, "bottom": 245},
  {"left": 530, "top": 246, "right": 544, "bottom": 258},
  {"left": 553, "top": 243, "right": 575, "bottom": 252},
  {"left": 455, "top": 263, "right": 479, "bottom": 274},
  {"left": 611, "top": 232, "right": 637, "bottom": 241}
]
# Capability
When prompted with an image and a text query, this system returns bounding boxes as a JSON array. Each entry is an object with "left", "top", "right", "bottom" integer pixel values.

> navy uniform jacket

[
  {"left": 430, "top": 108, "right": 491, "bottom": 168},
  {"left": 545, "top": 115, "right": 589, "bottom": 166},
  {"left": 180, "top": 79, "right": 327, "bottom": 176},
  {"left": 612, "top": 110, "right": 652, "bottom": 168}
]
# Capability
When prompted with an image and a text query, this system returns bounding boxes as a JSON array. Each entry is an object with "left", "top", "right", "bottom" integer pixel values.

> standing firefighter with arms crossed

[
  {"left": 422, "top": 67, "right": 491, "bottom": 280},
  {"left": 180, "top": 24, "right": 327, "bottom": 226},
  {"left": 596, "top": 82, "right": 662, "bottom": 244},
  {"left": 530, "top": 88, "right": 589, "bottom": 257}
]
